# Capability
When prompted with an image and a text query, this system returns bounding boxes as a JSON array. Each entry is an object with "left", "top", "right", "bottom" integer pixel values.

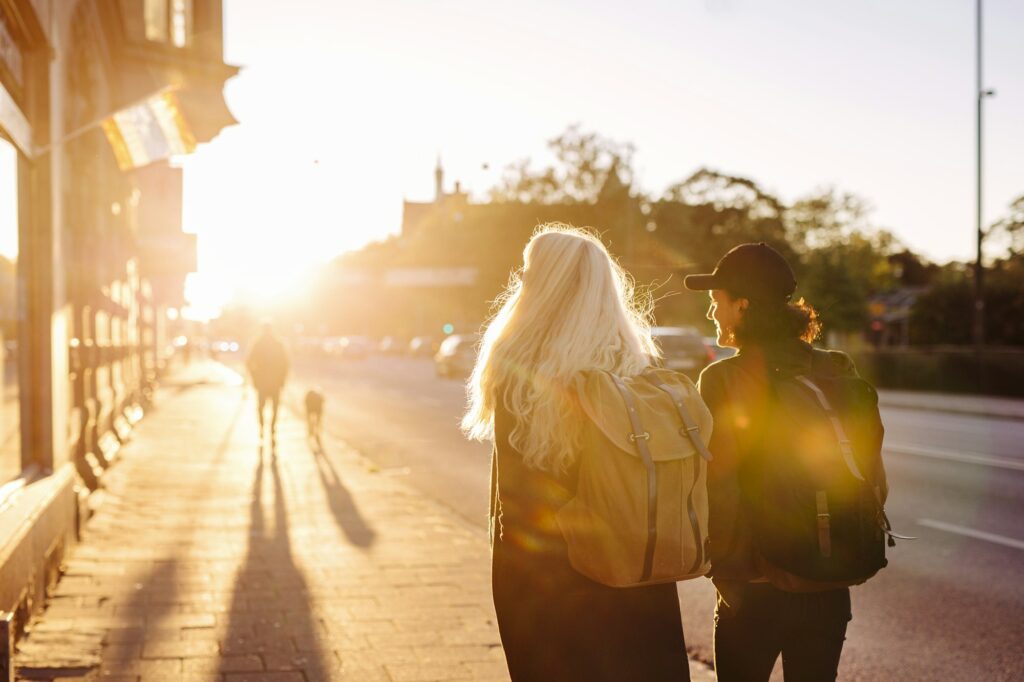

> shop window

[
  {"left": 170, "top": 0, "right": 192, "bottom": 48},
  {"left": 144, "top": 0, "right": 192, "bottom": 47},
  {"left": 0, "top": 137, "right": 20, "bottom": 483},
  {"left": 143, "top": 0, "right": 168, "bottom": 42},
  {"left": 0, "top": 13, "right": 24, "bottom": 89}
]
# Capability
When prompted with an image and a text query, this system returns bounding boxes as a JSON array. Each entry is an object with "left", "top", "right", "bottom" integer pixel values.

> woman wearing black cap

[{"left": 687, "top": 243, "right": 875, "bottom": 681}]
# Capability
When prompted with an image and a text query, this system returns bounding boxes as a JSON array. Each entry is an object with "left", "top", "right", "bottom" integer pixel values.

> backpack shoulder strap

[
  {"left": 606, "top": 373, "right": 658, "bottom": 582},
  {"left": 643, "top": 372, "right": 713, "bottom": 462},
  {"left": 793, "top": 375, "right": 865, "bottom": 482}
]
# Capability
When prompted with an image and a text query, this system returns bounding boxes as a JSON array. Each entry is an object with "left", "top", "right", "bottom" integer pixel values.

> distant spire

[{"left": 435, "top": 155, "right": 444, "bottom": 202}]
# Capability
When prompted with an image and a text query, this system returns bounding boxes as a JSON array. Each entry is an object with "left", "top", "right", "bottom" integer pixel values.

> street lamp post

[{"left": 973, "top": 0, "right": 996, "bottom": 350}]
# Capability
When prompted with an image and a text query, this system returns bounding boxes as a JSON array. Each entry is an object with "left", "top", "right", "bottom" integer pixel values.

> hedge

[{"left": 848, "top": 347, "right": 1024, "bottom": 397}]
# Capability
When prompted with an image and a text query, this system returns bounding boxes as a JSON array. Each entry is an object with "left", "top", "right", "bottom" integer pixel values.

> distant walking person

[
  {"left": 246, "top": 322, "right": 290, "bottom": 445},
  {"left": 463, "top": 224, "right": 694, "bottom": 681},
  {"left": 687, "top": 243, "right": 894, "bottom": 681}
]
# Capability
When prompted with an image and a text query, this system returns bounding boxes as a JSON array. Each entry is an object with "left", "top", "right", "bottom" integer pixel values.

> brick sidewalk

[{"left": 15, "top": 361, "right": 714, "bottom": 681}]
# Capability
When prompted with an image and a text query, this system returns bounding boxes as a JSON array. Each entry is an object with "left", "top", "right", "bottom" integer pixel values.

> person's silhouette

[{"left": 246, "top": 322, "right": 289, "bottom": 445}]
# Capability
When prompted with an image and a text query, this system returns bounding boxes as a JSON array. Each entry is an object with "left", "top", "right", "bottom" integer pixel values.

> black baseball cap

[{"left": 684, "top": 242, "right": 796, "bottom": 301}]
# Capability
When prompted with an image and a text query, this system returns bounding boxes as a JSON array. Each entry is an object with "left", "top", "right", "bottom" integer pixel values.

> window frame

[{"left": 142, "top": 0, "right": 192, "bottom": 49}]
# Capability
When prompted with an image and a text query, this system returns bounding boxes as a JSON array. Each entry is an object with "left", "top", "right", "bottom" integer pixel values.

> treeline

[{"left": 254, "top": 126, "right": 1024, "bottom": 348}]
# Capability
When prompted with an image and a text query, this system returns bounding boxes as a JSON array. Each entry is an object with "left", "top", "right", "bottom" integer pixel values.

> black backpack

[{"left": 749, "top": 350, "right": 903, "bottom": 589}]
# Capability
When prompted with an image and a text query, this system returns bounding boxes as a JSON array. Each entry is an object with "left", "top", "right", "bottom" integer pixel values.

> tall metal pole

[{"left": 973, "top": 0, "right": 985, "bottom": 349}]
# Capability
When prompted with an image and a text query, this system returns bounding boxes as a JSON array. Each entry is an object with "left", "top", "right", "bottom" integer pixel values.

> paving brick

[
  {"left": 331, "top": 662, "right": 391, "bottom": 682},
  {"left": 356, "top": 646, "right": 419, "bottom": 665},
  {"left": 142, "top": 639, "right": 219, "bottom": 658},
  {"left": 385, "top": 662, "right": 474, "bottom": 681},
  {"left": 148, "top": 614, "right": 216, "bottom": 629},
  {"left": 414, "top": 645, "right": 496, "bottom": 663},
  {"left": 183, "top": 655, "right": 264, "bottom": 673},
  {"left": 100, "top": 643, "right": 143, "bottom": 663},
  {"left": 366, "top": 631, "right": 442, "bottom": 649},
  {"left": 101, "top": 658, "right": 183, "bottom": 675}
]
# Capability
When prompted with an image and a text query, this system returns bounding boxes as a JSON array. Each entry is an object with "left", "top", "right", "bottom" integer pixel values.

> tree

[
  {"left": 888, "top": 250, "right": 936, "bottom": 287},
  {"left": 663, "top": 168, "right": 784, "bottom": 219},
  {"left": 784, "top": 188, "right": 897, "bottom": 335},
  {"left": 990, "top": 193, "right": 1024, "bottom": 258},
  {"left": 653, "top": 168, "right": 791, "bottom": 271},
  {"left": 489, "top": 124, "right": 636, "bottom": 204},
  {"left": 786, "top": 188, "right": 874, "bottom": 251}
]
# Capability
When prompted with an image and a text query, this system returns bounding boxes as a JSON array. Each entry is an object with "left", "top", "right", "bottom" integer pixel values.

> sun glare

[{"left": 185, "top": 263, "right": 316, "bottom": 318}]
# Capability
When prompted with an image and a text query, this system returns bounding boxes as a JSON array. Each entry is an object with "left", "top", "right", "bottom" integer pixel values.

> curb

[{"left": 878, "top": 396, "right": 1024, "bottom": 422}]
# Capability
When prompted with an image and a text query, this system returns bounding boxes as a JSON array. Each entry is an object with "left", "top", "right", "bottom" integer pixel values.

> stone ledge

[{"left": 0, "top": 464, "right": 78, "bottom": 649}]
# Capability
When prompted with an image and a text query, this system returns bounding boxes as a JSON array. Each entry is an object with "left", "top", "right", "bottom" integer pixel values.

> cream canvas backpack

[{"left": 557, "top": 368, "right": 714, "bottom": 587}]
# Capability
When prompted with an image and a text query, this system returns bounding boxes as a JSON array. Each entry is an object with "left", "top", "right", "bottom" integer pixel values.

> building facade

[{"left": 0, "top": 0, "right": 234, "bottom": 643}]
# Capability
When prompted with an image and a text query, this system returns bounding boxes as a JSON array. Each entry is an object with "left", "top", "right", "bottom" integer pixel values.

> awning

[
  {"left": 175, "top": 85, "right": 239, "bottom": 144},
  {"left": 101, "top": 85, "right": 237, "bottom": 171},
  {"left": 101, "top": 88, "right": 194, "bottom": 171}
]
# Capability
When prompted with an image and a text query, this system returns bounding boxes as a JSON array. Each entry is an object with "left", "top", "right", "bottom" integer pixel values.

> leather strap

[
  {"left": 609, "top": 373, "right": 658, "bottom": 582},
  {"left": 683, "top": 450, "right": 704, "bottom": 573},
  {"left": 643, "top": 373, "right": 708, "bottom": 573},
  {"left": 794, "top": 376, "right": 865, "bottom": 482},
  {"left": 816, "top": 490, "right": 832, "bottom": 558},
  {"left": 643, "top": 373, "right": 713, "bottom": 462}
]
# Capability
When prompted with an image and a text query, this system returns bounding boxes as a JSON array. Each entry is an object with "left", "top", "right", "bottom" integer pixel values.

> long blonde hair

[{"left": 462, "top": 223, "right": 659, "bottom": 473}]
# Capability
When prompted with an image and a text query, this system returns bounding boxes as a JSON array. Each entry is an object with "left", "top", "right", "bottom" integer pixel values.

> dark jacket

[
  {"left": 246, "top": 334, "right": 289, "bottom": 392},
  {"left": 697, "top": 339, "right": 860, "bottom": 583}
]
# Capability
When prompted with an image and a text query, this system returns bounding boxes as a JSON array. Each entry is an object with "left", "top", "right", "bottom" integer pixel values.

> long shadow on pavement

[
  {"left": 310, "top": 436, "right": 376, "bottom": 548},
  {"left": 222, "top": 445, "right": 336, "bottom": 676}
]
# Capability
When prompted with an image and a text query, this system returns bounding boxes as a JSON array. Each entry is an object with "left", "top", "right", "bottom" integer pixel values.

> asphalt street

[{"left": 280, "top": 353, "right": 1024, "bottom": 681}]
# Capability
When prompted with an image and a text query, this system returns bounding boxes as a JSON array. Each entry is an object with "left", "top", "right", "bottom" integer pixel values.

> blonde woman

[{"left": 463, "top": 225, "right": 691, "bottom": 681}]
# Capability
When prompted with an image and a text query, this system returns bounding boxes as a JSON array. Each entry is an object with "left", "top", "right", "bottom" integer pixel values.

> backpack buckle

[
  {"left": 628, "top": 431, "right": 651, "bottom": 443},
  {"left": 680, "top": 425, "right": 700, "bottom": 435}
]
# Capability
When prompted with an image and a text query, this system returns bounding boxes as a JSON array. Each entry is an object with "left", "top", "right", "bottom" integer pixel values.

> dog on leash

[{"left": 304, "top": 388, "right": 325, "bottom": 441}]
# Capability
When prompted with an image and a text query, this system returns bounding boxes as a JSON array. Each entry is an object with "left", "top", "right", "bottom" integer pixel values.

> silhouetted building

[
  {"left": 400, "top": 158, "right": 470, "bottom": 240},
  {"left": 868, "top": 287, "right": 928, "bottom": 348},
  {"left": 0, "top": 0, "right": 234, "bottom": 642}
]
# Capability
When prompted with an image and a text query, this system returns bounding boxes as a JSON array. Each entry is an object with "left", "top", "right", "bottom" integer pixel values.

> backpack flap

[
  {"left": 562, "top": 368, "right": 714, "bottom": 586},
  {"left": 575, "top": 369, "right": 712, "bottom": 462}
]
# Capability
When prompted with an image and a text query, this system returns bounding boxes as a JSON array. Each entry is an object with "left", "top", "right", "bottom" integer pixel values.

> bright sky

[{"left": 180, "top": 0, "right": 1024, "bottom": 318}]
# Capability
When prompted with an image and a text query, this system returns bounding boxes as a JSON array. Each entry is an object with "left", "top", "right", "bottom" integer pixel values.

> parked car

[
  {"left": 650, "top": 326, "right": 715, "bottom": 379},
  {"left": 378, "top": 336, "right": 407, "bottom": 355},
  {"left": 434, "top": 334, "right": 478, "bottom": 378},
  {"left": 321, "top": 336, "right": 346, "bottom": 356},
  {"left": 211, "top": 339, "right": 240, "bottom": 355},
  {"left": 408, "top": 336, "right": 436, "bottom": 357},
  {"left": 338, "top": 336, "right": 375, "bottom": 360}
]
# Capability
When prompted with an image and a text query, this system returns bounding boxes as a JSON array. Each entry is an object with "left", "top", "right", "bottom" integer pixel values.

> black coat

[{"left": 489, "top": 402, "right": 690, "bottom": 682}]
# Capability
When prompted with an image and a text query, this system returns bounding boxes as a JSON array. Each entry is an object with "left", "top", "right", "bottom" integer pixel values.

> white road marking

[
  {"left": 917, "top": 519, "right": 1024, "bottom": 551},
  {"left": 885, "top": 443, "right": 1024, "bottom": 472}
]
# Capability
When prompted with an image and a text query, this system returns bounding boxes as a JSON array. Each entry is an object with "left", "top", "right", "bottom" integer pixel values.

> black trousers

[
  {"left": 256, "top": 390, "right": 280, "bottom": 433},
  {"left": 714, "top": 581, "right": 851, "bottom": 682}
]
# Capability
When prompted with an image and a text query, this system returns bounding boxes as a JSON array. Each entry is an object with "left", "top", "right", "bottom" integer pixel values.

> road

[{"left": 281, "top": 354, "right": 1024, "bottom": 681}]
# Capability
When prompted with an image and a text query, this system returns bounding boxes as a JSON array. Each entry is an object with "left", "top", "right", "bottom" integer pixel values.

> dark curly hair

[{"left": 730, "top": 295, "right": 822, "bottom": 347}]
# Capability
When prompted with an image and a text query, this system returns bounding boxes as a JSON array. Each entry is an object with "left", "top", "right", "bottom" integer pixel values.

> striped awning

[{"left": 101, "top": 88, "right": 197, "bottom": 171}]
